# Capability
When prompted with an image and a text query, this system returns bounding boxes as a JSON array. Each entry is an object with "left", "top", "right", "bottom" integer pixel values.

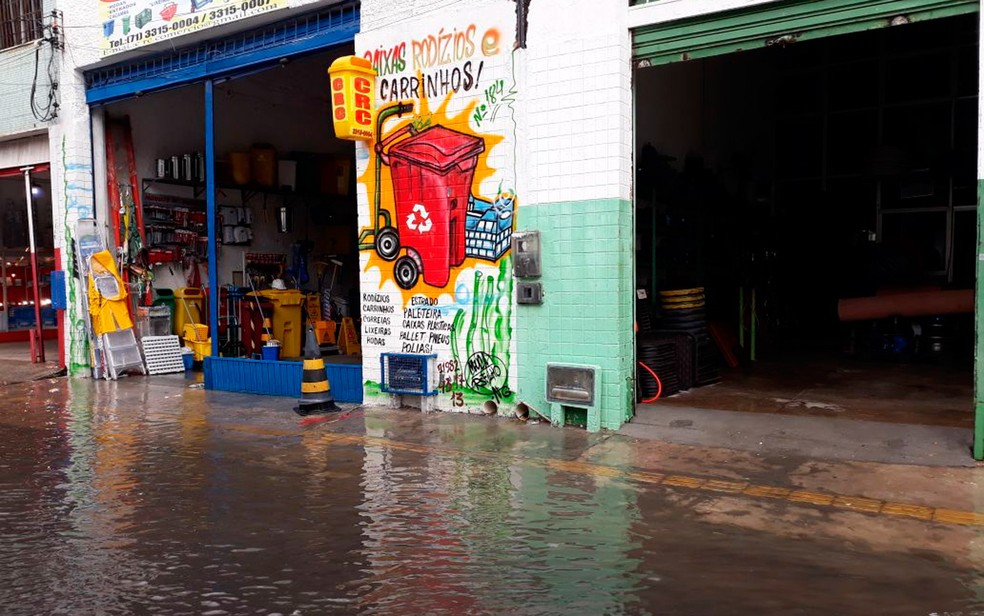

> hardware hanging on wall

[{"left": 277, "top": 206, "right": 293, "bottom": 233}]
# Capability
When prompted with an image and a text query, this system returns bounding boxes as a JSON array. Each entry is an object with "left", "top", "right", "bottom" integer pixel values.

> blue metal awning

[{"left": 85, "top": 2, "right": 359, "bottom": 104}]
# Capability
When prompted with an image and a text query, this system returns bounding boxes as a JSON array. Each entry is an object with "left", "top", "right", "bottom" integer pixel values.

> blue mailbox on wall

[{"left": 50, "top": 270, "right": 67, "bottom": 311}]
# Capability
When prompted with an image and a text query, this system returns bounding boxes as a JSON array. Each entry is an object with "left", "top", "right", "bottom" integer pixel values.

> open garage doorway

[
  {"left": 633, "top": 15, "right": 977, "bottom": 436},
  {"left": 0, "top": 168, "right": 59, "bottom": 379}
]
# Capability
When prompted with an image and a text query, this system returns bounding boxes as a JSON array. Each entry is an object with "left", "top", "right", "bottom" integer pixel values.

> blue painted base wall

[{"left": 205, "top": 357, "right": 364, "bottom": 403}]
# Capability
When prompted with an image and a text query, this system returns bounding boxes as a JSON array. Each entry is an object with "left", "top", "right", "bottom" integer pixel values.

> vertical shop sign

[
  {"left": 328, "top": 57, "right": 377, "bottom": 141},
  {"left": 99, "top": 0, "right": 289, "bottom": 56}
]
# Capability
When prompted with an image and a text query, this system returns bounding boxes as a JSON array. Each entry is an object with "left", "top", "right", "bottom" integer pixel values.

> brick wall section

[
  {"left": 524, "top": 8, "right": 632, "bottom": 204},
  {"left": 360, "top": 0, "right": 469, "bottom": 32},
  {"left": 355, "top": 0, "right": 519, "bottom": 412},
  {"left": 516, "top": 199, "right": 634, "bottom": 429}
]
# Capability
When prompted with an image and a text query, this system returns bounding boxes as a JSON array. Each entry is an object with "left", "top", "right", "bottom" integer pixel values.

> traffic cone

[
  {"left": 261, "top": 317, "right": 273, "bottom": 344},
  {"left": 295, "top": 325, "right": 338, "bottom": 416},
  {"left": 304, "top": 323, "right": 320, "bottom": 358}
]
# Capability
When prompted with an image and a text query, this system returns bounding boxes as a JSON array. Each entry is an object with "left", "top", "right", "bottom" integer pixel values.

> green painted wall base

[
  {"left": 515, "top": 198, "right": 634, "bottom": 431},
  {"left": 974, "top": 180, "right": 984, "bottom": 460},
  {"left": 974, "top": 404, "right": 983, "bottom": 460}
]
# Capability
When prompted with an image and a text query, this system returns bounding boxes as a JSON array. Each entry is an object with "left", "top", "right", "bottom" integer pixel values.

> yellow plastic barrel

[
  {"left": 255, "top": 289, "right": 304, "bottom": 358},
  {"left": 173, "top": 287, "right": 204, "bottom": 336},
  {"left": 229, "top": 152, "right": 251, "bottom": 185},
  {"left": 250, "top": 144, "right": 276, "bottom": 187}
]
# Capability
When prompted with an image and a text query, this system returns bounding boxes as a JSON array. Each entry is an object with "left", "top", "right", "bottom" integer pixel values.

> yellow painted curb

[{"left": 317, "top": 432, "right": 984, "bottom": 528}]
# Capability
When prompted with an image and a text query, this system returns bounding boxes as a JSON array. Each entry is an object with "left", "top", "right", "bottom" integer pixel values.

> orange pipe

[{"left": 838, "top": 289, "right": 973, "bottom": 322}]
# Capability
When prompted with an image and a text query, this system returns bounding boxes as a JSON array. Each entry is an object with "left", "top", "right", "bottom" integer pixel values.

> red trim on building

[
  {"left": 54, "top": 247, "right": 65, "bottom": 369},
  {"left": 0, "top": 163, "right": 50, "bottom": 177}
]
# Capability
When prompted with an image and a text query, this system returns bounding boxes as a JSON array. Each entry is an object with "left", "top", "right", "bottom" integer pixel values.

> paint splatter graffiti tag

[
  {"left": 466, "top": 352, "right": 510, "bottom": 397},
  {"left": 62, "top": 137, "right": 93, "bottom": 375}
]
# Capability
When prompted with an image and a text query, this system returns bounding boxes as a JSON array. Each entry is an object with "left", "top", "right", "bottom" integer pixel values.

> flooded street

[{"left": 1, "top": 376, "right": 982, "bottom": 615}]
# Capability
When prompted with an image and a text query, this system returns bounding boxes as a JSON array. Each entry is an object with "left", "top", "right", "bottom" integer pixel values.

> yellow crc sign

[{"left": 328, "top": 56, "right": 376, "bottom": 141}]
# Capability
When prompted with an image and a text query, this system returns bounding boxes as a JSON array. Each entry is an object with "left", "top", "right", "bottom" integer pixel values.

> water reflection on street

[{"left": 0, "top": 377, "right": 980, "bottom": 615}]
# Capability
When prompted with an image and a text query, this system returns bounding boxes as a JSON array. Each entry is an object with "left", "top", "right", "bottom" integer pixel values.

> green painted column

[
  {"left": 975, "top": 6, "right": 984, "bottom": 461},
  {"left": 515, "top": 199, "right": 635, "bottom": 430},
  {"left": 975, "top": 179, "right": 984, "bottom": 460}
]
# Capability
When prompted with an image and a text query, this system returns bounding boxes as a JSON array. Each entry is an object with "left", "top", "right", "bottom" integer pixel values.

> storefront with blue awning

[{"left": 75, "top": 1, "right": 365, "bottom": 399}]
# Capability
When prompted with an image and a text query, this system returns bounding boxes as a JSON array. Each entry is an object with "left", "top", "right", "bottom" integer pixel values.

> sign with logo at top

[
  {"left": 327, "top": 56, "right": 376, "bottom": 141},
  {"left": 99, "top": 0, "right": 288, "bottom": 56}
]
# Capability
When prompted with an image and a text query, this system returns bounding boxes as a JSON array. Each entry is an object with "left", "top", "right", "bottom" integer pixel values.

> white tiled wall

[{"left": 523, "top": 0, "right": 632, "bottom": 206}]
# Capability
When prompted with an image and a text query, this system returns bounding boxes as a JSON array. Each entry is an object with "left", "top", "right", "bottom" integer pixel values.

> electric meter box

[{"left": 513, "top": 231, "right": 541, "bottom": 278}]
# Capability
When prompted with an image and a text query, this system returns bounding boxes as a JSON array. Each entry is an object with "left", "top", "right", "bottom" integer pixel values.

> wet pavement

[
  {"left": 1, "top": 376, "right": 983, "bottom": 615},
  {"left": 0, "top": 340, "right": 64, "bottom": 387}
]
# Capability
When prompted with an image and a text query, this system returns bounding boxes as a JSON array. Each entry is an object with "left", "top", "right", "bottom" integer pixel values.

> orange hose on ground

[{"left": 637, "top": 361, "right": 662, "bottom": 403}]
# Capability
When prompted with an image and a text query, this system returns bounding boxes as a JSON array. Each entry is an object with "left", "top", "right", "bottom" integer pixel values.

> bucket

[
  {"left": 182, "top": 351, "right": 195, "bottom": 371},
  {"left": 261, "top": 342, "right": 281, "bottom": 361}
]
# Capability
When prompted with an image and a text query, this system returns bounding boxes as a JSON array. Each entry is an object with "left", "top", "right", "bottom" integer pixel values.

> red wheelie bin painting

[
  {"left": 361, "top": 104, "right": 486, "bottom": 290},
  {"left": 387, "top": 125, "right": 485, "bottom": 288}
]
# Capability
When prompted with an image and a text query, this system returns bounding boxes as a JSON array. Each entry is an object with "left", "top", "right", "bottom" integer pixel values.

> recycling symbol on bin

[{"left": 406, "top": 203, "right": 433, "bottom": 234}]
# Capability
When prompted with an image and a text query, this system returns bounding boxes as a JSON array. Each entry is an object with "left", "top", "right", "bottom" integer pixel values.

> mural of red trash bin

[
  {"left": 376, "top": 122, "right": 485, "bottom": 289},
  {"left": 390, "top": 127, "right": 485, "bottom": 288}
]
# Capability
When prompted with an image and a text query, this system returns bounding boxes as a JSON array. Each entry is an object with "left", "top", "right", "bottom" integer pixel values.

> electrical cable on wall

[{"left": 29, "top": 11, "right": 61, "bottom": 122}]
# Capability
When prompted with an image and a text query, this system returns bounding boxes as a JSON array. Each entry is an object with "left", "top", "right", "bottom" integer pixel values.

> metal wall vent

[
  {"left": 546, "top": 363, "right": 598, "bottom": 408},
  {"left": 380, "top": 353, "right": 437, "bottom": 396}
]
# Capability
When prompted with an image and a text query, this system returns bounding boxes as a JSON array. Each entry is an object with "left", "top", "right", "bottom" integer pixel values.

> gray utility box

[
  {"left": 517, "top": 282, "right": 542, "bottom": 304},
  {"left": 513, "top": 231, "right": 541, "bottom": 278}
]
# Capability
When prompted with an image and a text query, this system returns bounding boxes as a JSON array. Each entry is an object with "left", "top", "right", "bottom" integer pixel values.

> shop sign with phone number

[{"left": 99, "top": 0, "right": 288, "bottom": 55}]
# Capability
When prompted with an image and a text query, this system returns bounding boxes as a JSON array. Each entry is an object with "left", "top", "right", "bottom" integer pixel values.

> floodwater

[{"left": 0, "top": 377, "right": 981, "bottom": 615}]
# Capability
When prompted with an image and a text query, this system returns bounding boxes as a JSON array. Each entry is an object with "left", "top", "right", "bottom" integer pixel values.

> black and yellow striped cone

[{"left": 295, "top": 325, "right": 338, "bottom": 416}]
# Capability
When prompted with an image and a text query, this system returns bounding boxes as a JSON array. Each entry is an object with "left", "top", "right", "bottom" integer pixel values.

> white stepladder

[
  {"left": 100, "top": 327, "right": 146, "bottom": 380},
  {"left": 73, "top": 218, "right": 146, "bottom": 380},
  {"left": 73, "top": 218, "right": 107, "bottom": 379}
]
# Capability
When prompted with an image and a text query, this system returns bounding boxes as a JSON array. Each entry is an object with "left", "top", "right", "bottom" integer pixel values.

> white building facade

[{"left": 42, "top": 0, "right": 984, "bottom": 458}]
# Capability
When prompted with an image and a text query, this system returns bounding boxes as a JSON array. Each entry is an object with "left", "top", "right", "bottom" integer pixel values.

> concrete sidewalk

[
  {"left": 0, "top": 340, "right": 63, "bottom": 387},
  {"left": 624, "top": 403, "right": 977, "bottom": 467},
  {"left": 0, "top": 360, "right": 64, "bottom": 387}
]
